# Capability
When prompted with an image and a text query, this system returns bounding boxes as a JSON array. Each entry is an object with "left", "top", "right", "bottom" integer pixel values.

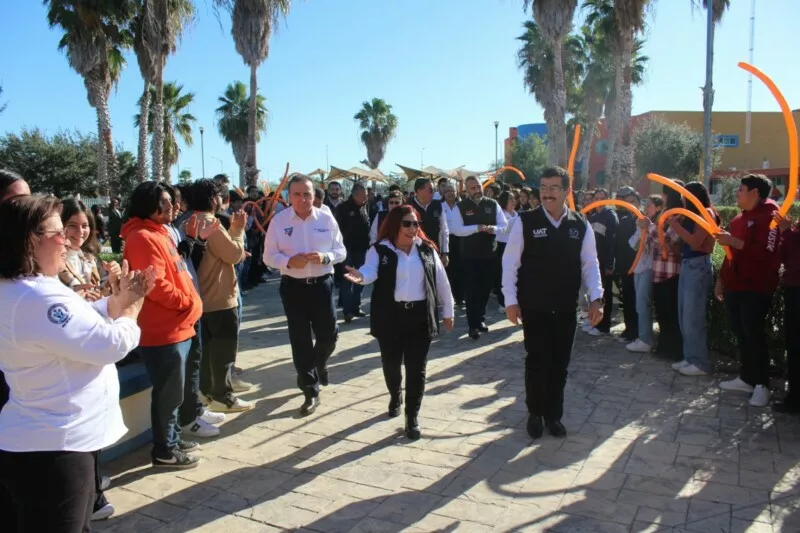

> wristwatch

[
  {"left": 591, "top": 298, "right": 605, "bottom": 307},
  {"left": 322, "top": 254, "right": 331, "bottom": 265}
]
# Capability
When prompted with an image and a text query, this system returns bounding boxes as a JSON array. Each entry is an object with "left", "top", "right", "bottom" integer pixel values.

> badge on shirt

[
  {"left": 284, "top": 227, "right": 294, "bottom": 237},
  {"left": 532, "top": 228, "right": 547, "bottom": 238},
  {"left": 381, "top": 256, "right": 388, "bottom": 265},
  {"left": 569, "top": 228, "right": 580, "bottom": 239},
  {"left": 484, "top": 207, "right": 492, "bottom": 214},
  {"left": 349, "top": 211, "right": 356, "bottom": 217},
  {"left": 47, "top": 303, "right": 72, "bottom": 328},
  {"left": 433, "top": 212, "right": 439, "bottom": 218},
  {"left": 313, "top": 228, "right": 330, "bottom": 233}
]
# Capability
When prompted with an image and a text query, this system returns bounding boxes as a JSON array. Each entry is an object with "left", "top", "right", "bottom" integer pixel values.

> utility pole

[
  {"left": 494, "top": 121, "right": 499, "bottom": 166},
  {"left": 421, "top": 148, "right": 425, "bottom": 168},
  {"left": 199, "top": 126, "right": 206, "bottom": 179},
  {"left": 702, "top": 3, "right": 715, "bottom": 186}
]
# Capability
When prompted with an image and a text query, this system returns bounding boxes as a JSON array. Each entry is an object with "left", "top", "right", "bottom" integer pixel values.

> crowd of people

[{"left": 0, "top": 164, "right": 798, "bottom": 532}]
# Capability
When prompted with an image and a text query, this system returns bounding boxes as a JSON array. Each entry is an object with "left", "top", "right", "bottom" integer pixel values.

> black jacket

[
  {"left": 614, "top": 210, "right": 638, "bottom": 274},
  {"left": 588, "top": 207, "right": 618, "bottom": 272},
  {"left": 336, "top": 197, "right": 371, "bottom": 252}
]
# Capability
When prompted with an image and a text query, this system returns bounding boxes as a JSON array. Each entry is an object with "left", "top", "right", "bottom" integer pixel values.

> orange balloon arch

[
  {"left": 566, "top": 124, "right": 580, "bottom": 210},
  {"left": 657, "top": 208, "right": 721, "bottom": 260},
  {"left": 483, "top": 165, "right": 526, "bottom": 190},
  {"left": 581, "top": 199, "right": 645, "bottom": 275}
]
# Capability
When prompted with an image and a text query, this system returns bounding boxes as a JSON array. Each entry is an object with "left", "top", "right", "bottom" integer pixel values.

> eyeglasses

[
  {"left": 401, "top": 220, "right": 420, "bottom": 228},
  {"left": 539, "top": 185, "right": 564, "bottom": 194},
  {"left": 38, "top": 228, "right": 66, "bottom": 239}
]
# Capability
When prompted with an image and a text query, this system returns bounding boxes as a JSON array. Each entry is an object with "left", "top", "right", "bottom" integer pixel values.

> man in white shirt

[
  {"left": 409, "top": 178, "right": 449, "bottom": 264},
  {"left": 264, "top": 175, "right": 347, "bottom": 416},
  {"left": 441, "top": 183, "right": 464, "bottom": 306},
  {"left": 502, "top": 166, "right": 604, "bottom": 441},
  {"left": 324, "top": 181, "right": 345, "bottom": 288}
]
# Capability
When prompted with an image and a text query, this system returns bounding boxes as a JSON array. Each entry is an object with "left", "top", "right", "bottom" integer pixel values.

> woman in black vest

[{"left": 344, "top": 206, "right": 454, "bottom": 440}]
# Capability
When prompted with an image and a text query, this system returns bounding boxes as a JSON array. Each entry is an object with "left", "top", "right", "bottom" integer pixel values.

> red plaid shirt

[{"left": 649, "top": 224, "right": 681, "bottom": 283}]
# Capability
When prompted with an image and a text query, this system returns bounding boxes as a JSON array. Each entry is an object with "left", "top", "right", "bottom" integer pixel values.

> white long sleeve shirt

[
  {"left": 0, "top": 276, "right": 140, "bottom": 452},
  {"left": 413, "top": 198, "right": 450, "bottom": 254},
  {"left": 369, "top": 214, "right": 381, "bottom": 246},
  {"left": 449, "top": 198, "right": 509, "bottom": 237},
  {"left": 501, "top": 206, "right": 604, "bottom": 307},
  {"left": 496, "top": 209, "right": 518, "bottom": 244},
  {"left": 263, "top": 206, "right": 347, "bottom": 279},
  {"left": 356, "top": 238, "right": 454, "bottom": 319}
]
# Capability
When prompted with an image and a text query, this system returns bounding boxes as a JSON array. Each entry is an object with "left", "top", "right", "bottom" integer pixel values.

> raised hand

[
  {"left": 184, "top": 214, "right": 200, "bottom": 239},
  {"left": 231, "top": 210, "right": 247, "bottom": 231},
  {"left": 773, "top": 212, "right": 792, "bottom": 233},
  {"left": 343, "top": 265, "right": 364, "bottom": 284},
  {"left": 199, "top": 218, "right": 221, "bottom": 240}
]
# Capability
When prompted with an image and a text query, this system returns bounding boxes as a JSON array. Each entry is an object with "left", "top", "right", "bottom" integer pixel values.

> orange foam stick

[
  {"left": 265, "top": 163, "right": 291, "bottom": 220},
  {"left": 234, "top": 187, "right": 246, "bottom": 198},
  {"left": 241, "top": 200, "right": 268, "bottom": 234},
  {"left": 483, "top": 165, "right": 526, "bottom": 190},
  {"left": 658, "top": 208, "right": 722, "bottom": 260},
  {"left": 738, "top": 62, "right": 798, "bottom": 227},
  {"left": 581, "top": 199, "right": 645, "bottom": 275},
  {"left": 566, "top": 124, "right": 581, "bottom": 211}
]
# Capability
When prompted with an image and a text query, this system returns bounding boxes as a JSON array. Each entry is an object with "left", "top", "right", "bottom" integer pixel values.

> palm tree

[
  {"left": 45, "top": 0, "right": 135, "bottom": 195},
  {"left": 134, "top": 82, "right": 196, "bottom": 182},
  {"left": 216, "top": 81, "right": 268, "bottom": 187},
  {"left": 522, "top": 0, "right": 578, "bottom": 167},
  {"left": 215, "top": 0, "right": 291, "bottom": 185},
  {"left": 0, "top": 85, "right": 7, "bottom": 115},
  {"left": 132, "top": 0, "right": 194, "bottom": 182},
  {"left": 354, "top": 98, "right": 398, "bottom": 172}
]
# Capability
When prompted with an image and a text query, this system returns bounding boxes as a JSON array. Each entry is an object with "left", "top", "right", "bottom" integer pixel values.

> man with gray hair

[{"left": 336, "top": 183, "right": 371, "bottom": 322}]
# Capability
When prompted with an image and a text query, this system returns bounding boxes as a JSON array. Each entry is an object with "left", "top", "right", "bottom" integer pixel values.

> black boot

[
  {"left": 545, "top": 419, "right": 567, "bottom": 438},
  {"left": 527, "top": 415, "right": 543, "bottom": 439},
  {"left": 405, "top": 414, "right": 421, "bottom": 440},
  {"left": 388, "top": 395, "right": 402, "bottom": 418}
]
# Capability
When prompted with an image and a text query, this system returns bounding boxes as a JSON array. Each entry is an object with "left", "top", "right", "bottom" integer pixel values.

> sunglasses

[{"left": 401, "top": 220, "right": 420, "bottom": 228}]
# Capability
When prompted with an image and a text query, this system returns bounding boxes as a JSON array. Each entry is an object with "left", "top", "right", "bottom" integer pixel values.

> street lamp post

[
  {"left": 199, "top": 126, "right": 206, "bottom": 179},
  {"left": 494, "top": 121, "right": 499, "bottom": 166},
  {"left": 421, "top": 148, "right": 425, "bottom": 168}
]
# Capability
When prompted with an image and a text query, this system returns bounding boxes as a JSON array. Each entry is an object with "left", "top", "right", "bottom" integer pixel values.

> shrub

[{"left": 97, "top": 252, "right": 123, "bottom": 264}]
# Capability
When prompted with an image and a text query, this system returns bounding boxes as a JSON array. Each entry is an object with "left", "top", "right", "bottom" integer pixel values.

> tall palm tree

[
  {"left": 45, "top": 0, "right": 135, "bottom": 195},
  {"left": 134, "top": 82, "right": 196, "bottom": 182},
  {"left": 215, "top": 0, "right": 291, "bottom": 185},
  {"left": 216, "top": 81, "right": 268, "bottom": 187},
  {"left": 0, "top": 85, "right": 7, "bottom": 115},
  {"left": 132, "top": 0, "right": 194, "bottom": 182},
  {"left": 523, "top": 0, "right": 578, "bottom": 166},
  {"left": 354, "top": 98, "right": 398, "bottom": 172}
]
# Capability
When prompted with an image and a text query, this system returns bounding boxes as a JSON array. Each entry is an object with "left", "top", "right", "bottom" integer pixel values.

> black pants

[
  {"left": 522, "top": 309, "right": 577, "bottom": 421},
  {"left": 724, "top": 290, "right": 774, "bottom": 387},
  {"left": 201, "top": 308, "right": 239, "bottom": 402},
  {"left": 376, "top": 304, "right": 432, "bottom": 417},
  {"left": 446, "top": 235, "right": 464, "bottom": 304},
  {"left": 619, "top": 272, "right": 638, "bottom": 339},
  {"left": 464, "top": 257, "right": 495, "bottom": 330},
  {"left": 0, "top": 449, "right": 96, "bottom": 533},
  {"left": 493, "top": 242, "right": 507, "bottom": 308},
  {"left": 596, "top": 273, "right": 614, "bottom": 333},
  {"left": 784, "top": 287, "right": 800, "bottom": 402},
  {"left": 653, "top": 276, "right": 683, "bottom": 360},
  {"left": 179, "top": 322, "right": 203, "bottom": 427},
  {"left": 279, "top": 275, "right": 338, "bottom": 398}
]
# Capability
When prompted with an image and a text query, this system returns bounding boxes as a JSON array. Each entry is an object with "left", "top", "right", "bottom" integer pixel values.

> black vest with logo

[
  {"left": 518, "top": 207, "right": 587, "bottom": 313},
  {"left": 457, "top": 197, "right": 498, "bottom": 259},
  {"left": 410, "top": 199, "right": 443, "bottom": 247},
  {"left": 369, "top": 242, "right": 440, "bottom": 339}
]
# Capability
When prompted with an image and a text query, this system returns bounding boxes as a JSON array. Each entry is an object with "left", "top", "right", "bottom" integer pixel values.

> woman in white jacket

[{"left": 0, "top": 195, "right": 154, "bottom": 533}]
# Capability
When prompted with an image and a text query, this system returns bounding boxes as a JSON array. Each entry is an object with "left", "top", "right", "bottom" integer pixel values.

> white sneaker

[
  {"left": 671, "top": 360, "right": 689, "bottom": 370},
  {"left": 200, "top": 408, "right": 226, "bottom": 425},
  {"left": 678, "top": 363, "right": 709, "bottom": 376},
  {"left": 231, "top": 376, "right": 253, "bottom": 393},
  {"left": 182, "top": 417, "right": 221, "bottom": 438},
  {"left": 209, "top": 396, "right": 254, "bottom": 413},
  {"left": 719, "top": 377, "right": 755, "bottom": 393},
  {"left": 91, "top": 503, "right": 115, "bottom": 521},
  {"left": 100, "top": 475, "right": 111, "bottom": 492},
  {"left": 627, "top": 339, "right": 652, "bottom": 353},
  {"left": 749, "top": 385, "right": 771, "bottom": 407},
  {"left": 587, "top": 327, "right": 603, "bottom": 336}
]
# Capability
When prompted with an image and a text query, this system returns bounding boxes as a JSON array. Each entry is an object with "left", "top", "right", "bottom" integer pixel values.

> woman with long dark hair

[
  {"left": 668, "top": 181, "right": 718, "bottom": 376},
  {"left": 343, "top": 205, "right": 454, "bottom": 440}
]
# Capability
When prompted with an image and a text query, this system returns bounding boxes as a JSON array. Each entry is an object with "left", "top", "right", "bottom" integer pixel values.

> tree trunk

[
  {"left": 541, "top": 103, "right": 559, "bottom": 166},
  {"left": 233, "top": 139, "right": 247, "bottom": 189},
  {"left": 615, "top": 33, "right": 635, "bottom": 189},
  {"left": 245, "top": 63, "right": 259, "bottom": 187},
  {"left": 94, "top": 109, "right": 108, "bottom": 197},
  {"left": 95, "top": 89, "right": 117, "bottom": 196},
  {"left": 551, "top": 41, "right": 569, "bottom": 167},
  {"left": 137, "top": 80, "right": 150, "bottom": 182},
  {"left": 151, "top": 72, "right": 165, "bottom": 181},
  {"left": 605, "top": 42, "right": 626, "bottom": 190}
]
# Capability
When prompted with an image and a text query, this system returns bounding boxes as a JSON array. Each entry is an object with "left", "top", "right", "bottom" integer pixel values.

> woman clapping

[{"left": 344, "top": 206, "right": 454, "bottom": 440}]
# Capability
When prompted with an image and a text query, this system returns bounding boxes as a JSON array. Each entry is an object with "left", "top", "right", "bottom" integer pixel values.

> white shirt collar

[
  {"left": 543, "top": 205, "right": 568, "bottom": 226},
  {"left": 378, "top": 236, "right": 422, "bottom": 253},
  {"left": 290, "top": 206, "right": 320, "bottom": 221}
]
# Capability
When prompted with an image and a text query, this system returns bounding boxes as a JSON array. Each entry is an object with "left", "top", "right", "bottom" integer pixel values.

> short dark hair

[
  {"left": 128, "top": 181, "right": 169, "bottom": 219},
  {"left": 413, "top": 178, "right": 431, "bottom": 193},
  {"left": 0, "top": 169, "right": 25, "bottom": 202},
  {"left": 187, "top": 179, "right": 219, "bottom": 212},
  {"left": 61, "top": 198, "right": 100, "bottom": 255},
  {"left": 0, "top": 195, "right": 62, "bottom": 279},
  {"left": 213, "top": 174, "right": 229, "bottom": 185},
  {"left": 740, "top": 173, "right": 773, "bottom": 200},
  {"left": 529, "top": 187, "right": 540, "bottom": 201},
  {"left": 388, "top": 184, "right": 401, "bottom": 192},
  {"left": 437, "top": 177, "right": 449, "bottom": 186},
  {"left": 246, "top": 185, "right": 259, "bottom": 193},
  {"left": 593, "top": 187, "right": 609, "bottom": 199},
  {"left": 351, "top": 183, "right": 366, "bottom": 195},
  {"left": 328, "top": 181, "right": 341, "bottom": 189},
  {"left": 386, "top": 190, "right": 403, "bottom": 203},
  {"left": 540, "top": 166, "right": 571, "bottom": 189},
  {"left": 647, "top": 194, "right": 664, "bottom": 208},
  {"left": 287, "top": 174, "right": 314, "bottom": 192},
  {"left": 314, "top": 187, "right": 325, "bottom": 201},
  {"left": 488, "top": 183, "right": 501, "bottom": 197},
  {"left": 498, "top": 191, "right": 515, "bottom": 211}
]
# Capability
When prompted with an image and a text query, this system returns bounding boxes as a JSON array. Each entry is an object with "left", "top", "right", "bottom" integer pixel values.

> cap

[{"left": 616, "top": 186, "right": 637, "bottom": 198}]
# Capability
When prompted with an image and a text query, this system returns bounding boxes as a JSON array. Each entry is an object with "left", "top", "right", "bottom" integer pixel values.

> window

[
  {"left": 714, "top": 134, "right": 739, "bottom": 148},
  {"left": 595, "top": 140, "right": 610, "bottom": 155}
]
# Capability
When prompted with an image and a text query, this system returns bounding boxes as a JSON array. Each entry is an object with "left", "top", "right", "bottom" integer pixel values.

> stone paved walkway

[{"left": 97, "top": 280, "right": 800, "bottom": 533}]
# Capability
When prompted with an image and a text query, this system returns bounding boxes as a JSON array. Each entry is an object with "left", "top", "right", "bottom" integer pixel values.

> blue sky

[{"left": 1, "top": 0, "right": 798, "bottom": 185}]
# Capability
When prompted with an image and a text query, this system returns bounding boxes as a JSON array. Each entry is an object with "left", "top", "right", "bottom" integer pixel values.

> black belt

[
  {"left": 281, "top": 274, "right": 331, "bottom": 285},
  {"left": 395, "top": 300, "right": 425, "bottom": 309}
]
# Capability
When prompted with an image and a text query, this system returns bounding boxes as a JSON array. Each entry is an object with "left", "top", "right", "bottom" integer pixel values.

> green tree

[
  {"left": 354, "top": 98, "right": 398, "bottom": 171},
  {"left": 178, "top": 168, "right": 192, "bottom": 183},
  {"left": 506, "top": 135, "right": 550, "bottom": 186},
  {"left": 214, "top": 0, "right": 291, "bottom": 185},
  {"left": 633, "top": 116, "right": 722, "bottom": 182},
  {"left": 0, "top": 84, "right": 7, "bottom": 115},
  {"left": 216, "top": 81, "right": 268, "bottom": 187},
  {"left": 134, "top": 81, "right": 196, "bottom": 183},
  {"left": 44, "top": 0, "right": 135, "bottom": 195}
]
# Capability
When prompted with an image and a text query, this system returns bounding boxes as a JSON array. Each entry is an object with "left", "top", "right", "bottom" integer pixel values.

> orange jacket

[{"left": 121, "top": 218, "right": 202, "bottom": 347}]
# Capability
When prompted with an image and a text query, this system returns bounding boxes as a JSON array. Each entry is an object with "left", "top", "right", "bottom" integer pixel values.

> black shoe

[
  {"left": 177, "top": 440, "right": 200, "bottom": 452},
  {"left": 405, "top": 415, "right": 421, "bottom": 440},
  {"left": 354, "top": 309, "right": 367, "bottom": 318},
  {"left": 388, "top": 396, "right": 402, "bottom": 418},
  {"left": 152, "top": 449, "right": 200, "bottom": 469},
  {"left": 546, "top": 419, "right": 567, "bottom": 438},
  {"left": 478, "top": 323, "right": 489, "bottom": 333},
  {"left": 526, "top": 416, "right": 544, "bottom": 439},
  {"left": 318, "top": 366, "right": 329, "bottom": 387},
  {"left": 300, "top": 396, "right": 319, "bottom": 416},
  {"left": 343, "top": 314, "right": 354, "bottom": 323},
  {"left": 468, "top": 329, "right": 481, "bottom": 340},
  {"left": 773, "top": 400, "right": 800, "bottom": 414}
]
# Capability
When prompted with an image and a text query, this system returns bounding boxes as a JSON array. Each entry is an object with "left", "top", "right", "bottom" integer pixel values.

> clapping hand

[
  {"left": 199, "top": 218, "right": 221, "bottom": 240},
  {"left": 343, "top": 266, "right": 364, "bottom": 284},
  {"left": 107, "top": 260, "right": 156, "bottom": 320},
  {"left": 231, "top": 210, "right": 247, "bottom": 231},
  {"left": 774, "top": 212, "right": 792, "bottom": 233}
]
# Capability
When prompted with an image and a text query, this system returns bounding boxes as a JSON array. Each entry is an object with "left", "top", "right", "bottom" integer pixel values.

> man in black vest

[
  {"left": 502, "top": 166, "right": 604, "bottom": 440},
  {"left": 410, "top": 178, "right": 449, "bottom": 264},
  {"left": 336, "top": 183, "right": 371, "bottom": 322},
  {"left": 451, "top": 175, "right": 508, "bottom": 340}
]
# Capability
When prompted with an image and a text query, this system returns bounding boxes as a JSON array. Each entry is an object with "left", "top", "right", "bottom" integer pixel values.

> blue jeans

[
  {"left": 139, "top": 339, "right": 192, "bottom": 456},
  {"left": 340, "top": 249, "right": 367, "bottom": 316},
  {"left": 634, "top": 269, "right": 654, "bottom": 346},
  {"left": 678, "top": 255, "right": 712, "bottom": 371}
]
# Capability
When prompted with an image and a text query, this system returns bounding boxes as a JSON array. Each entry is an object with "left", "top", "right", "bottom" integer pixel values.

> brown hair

[
  {"left": 0, "top": 195, "right": 62, "bottom": 279},
  {"left": 376, "top": 205, "right": 438, "bottom": 252}
]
